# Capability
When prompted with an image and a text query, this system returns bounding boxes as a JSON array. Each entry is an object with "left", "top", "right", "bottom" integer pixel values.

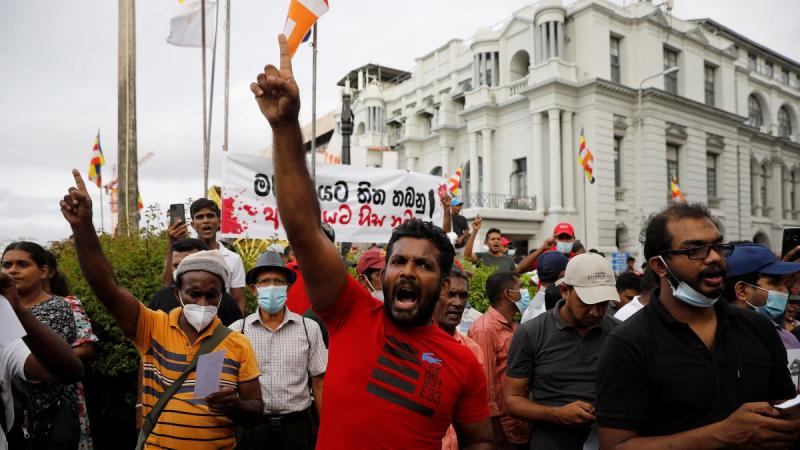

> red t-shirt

[
  {"left": 286, "top": 262, "right": 311, "bottom": 314},
  {"left": 316, "top": 276, "right": 490, "bottom": 450}
]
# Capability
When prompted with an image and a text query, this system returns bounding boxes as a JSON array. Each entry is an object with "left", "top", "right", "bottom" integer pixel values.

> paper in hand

[
  {"left": 194, "top": 350, "right": 226, "bottom": 399},
  {"left": 0, "top": 296, "right": 26, "bottom": 346},
  {"left": 776, "top": 394, "right": 800, "bottom": 410}
]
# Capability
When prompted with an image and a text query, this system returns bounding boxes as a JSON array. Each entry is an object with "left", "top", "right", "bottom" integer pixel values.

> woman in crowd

[
  {"left": 44, "top": 250, "right": 97, "bottom": 450},
  {"left": 2, "top": 241, "right": 80, "bottom": 449}
]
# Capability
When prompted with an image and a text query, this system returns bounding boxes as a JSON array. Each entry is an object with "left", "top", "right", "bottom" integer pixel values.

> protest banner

[{"left": 221, "top": 153, "right": 447, "bottom": 243}]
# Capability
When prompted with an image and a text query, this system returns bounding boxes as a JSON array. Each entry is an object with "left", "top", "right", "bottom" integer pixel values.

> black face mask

[{"left": 544, "top": 284, "right": 562, "bottom": 310}]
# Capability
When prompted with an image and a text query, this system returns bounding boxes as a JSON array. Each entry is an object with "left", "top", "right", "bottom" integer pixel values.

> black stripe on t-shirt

[
  {"left": 386, "top": 335, "right": 418, "bottom": 355},
  {"left": 366, "top": 382, "right": 433, "bottom": 417},
  {"left": 383, "top": 344, "right": 420, "bottom": 366},
  {"left": 371, "top": 368, "right": 415, "bottom": 393},
  {"left": 377, "top": 355, "right": 420, "bottom": 379},
  {"left": 155, "top": 421, "right": 233, "bottom": 429}
]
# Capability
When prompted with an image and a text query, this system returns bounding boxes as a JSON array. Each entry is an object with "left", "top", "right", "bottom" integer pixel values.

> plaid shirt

[{"left": 231, "top": 309, "right": 327, "bottom": 414}]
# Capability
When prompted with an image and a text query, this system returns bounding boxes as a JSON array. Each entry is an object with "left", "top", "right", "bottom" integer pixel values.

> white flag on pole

[{"left": 167, "top": 1, "right": 217, "bottom": 48}]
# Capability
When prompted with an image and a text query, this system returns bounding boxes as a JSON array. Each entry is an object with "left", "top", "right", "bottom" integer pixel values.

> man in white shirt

[
  {"left": 614, "top": 268, "right": 657, "bottom": 322},
  {"left": 521, "top": 251, "right": 568, "bottom": 323},
  {"left": 0, "top": 274, "right": 83, "bottom": 449}
]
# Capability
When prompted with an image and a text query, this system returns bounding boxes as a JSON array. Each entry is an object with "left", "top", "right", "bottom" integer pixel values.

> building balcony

[{"left": 464, "top": 192, "right": 536, "bottom": 210}]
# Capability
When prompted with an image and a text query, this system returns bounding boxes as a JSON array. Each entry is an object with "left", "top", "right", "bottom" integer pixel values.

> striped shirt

[
  {"left": 134, "top": 304, "right": 259, "bottom": 449},
  {"left": 230, "top": 309, "right": 327, "bottom": 414}
]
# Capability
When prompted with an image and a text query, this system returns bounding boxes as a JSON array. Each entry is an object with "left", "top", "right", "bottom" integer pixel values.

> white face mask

[
  {"left": 178, "top": 293, "right": 218, "bottom": 332},
  {"left": 361, "top": 275, "right": 384, "bottom": 302}
]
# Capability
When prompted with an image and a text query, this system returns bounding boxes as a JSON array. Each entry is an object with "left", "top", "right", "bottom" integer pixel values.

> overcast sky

[{"left": 1, "top": 0, "right": 798, "bottom": 245}]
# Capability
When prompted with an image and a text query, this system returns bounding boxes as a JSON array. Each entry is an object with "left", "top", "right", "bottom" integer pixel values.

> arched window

[
  {"left": 779, "top": 106, "right": 793, "bottom": 138},
  {"left": 748, "top": 95, "right": 763, "bottom": 128},
  {"left": 509, "top": 50, "right": 530, "bottom": 82},
  {"left": 429, "top": 166, "right": 442, "bottom": 177}
]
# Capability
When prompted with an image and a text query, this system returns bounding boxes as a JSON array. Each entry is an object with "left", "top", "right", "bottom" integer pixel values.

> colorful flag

[
  {"left": 167, "top": 1, "right": 216, "bottom": 48},
  {"left": 578, "top": 128, "right": 595, "bottom": 184},
  {"left": 88, "top": 132, "right": 105, "bottom": 188},
  {"left": 283, "top": 0, "right": 329, "bottom": 57},
  {"left": 671, "top": 175, "right": 685, "bottom": 202},
  {"left": 448, "top": 167, "right": 462, "bottom": 196},
  {"left": 138, "top": 193, "right": 144, "bottom": 211}
]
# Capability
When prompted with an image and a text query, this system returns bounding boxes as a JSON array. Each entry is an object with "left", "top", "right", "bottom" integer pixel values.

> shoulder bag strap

[{"left": 134, "top": 325, "right": 232, "bottom": 450}]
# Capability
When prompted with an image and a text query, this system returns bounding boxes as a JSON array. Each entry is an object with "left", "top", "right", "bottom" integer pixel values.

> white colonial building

[{"left": 306, "top": 0, "right": 800, "bottom": 256}]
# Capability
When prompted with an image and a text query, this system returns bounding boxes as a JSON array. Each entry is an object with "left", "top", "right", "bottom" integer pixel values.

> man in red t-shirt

[
  {"left": 286, "top": 223, "right": 336, "bottom": 314},
  {"left": 250, "top": 34, "right": 493, "bottom": 450}
]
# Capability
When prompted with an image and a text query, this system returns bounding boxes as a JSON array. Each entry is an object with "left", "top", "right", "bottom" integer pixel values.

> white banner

[{"left": 221, "top": 153, "right": 446, "bottom": 243}]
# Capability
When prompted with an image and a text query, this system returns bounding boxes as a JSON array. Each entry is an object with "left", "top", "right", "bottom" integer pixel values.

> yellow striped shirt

[{"left": 135, "top": 304, "right": 259, "bottom": 449}]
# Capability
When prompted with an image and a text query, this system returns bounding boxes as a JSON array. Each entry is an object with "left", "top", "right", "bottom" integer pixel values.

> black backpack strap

[{"left": 135, "top": 325, "right": 232, "bottom": 450}]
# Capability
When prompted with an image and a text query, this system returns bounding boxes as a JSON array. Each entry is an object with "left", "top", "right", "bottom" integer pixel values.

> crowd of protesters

[{"left": 2, "top": 34, "right": 800, "bottom": 450}]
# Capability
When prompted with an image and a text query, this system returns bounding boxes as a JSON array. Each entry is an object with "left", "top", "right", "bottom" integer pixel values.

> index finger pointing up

[
  {"left": 72, "top": 168, "right": 88, "bottom": 193},
  {"left": 278, "top": 34, "right": 293, "bottom": 74}
]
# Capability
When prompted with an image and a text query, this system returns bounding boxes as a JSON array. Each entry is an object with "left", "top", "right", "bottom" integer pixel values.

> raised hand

[
  {"left": 167, "top": 219, "right": 189, "bottom": 244},
  {"left": 542, "top": 235, "right": 556, "bottom": 250},
  {"left": 440, "top": 191, "right": 452, "bottom": 209},
  {"left": 471, "top": 216, "right": 483, "bottom": 232},
  {"left": 251, "top": 34, "right": 301, "bottom": 130},
  {"left": 0, "top": 272, "right": 21, "bottom": 313},
  {"left": 60, "top": 169, "right": 93, "bottom": 226}
]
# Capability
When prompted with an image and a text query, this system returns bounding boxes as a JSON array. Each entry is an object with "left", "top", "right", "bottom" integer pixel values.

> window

[
  {"left": 747, "top": 95, "right": 763, "bottom": 128},
  {"left": 474, "top": 51, "right": 500, "bottom": 87},
  {"left": 761, "top": 163, "right": 768, "bottom": 212},
  {"left": 610, "top": 36, "right": 621, "bottom": 83},
  {"left": 667, "top": 144, "right": 679, "bottom": 200},
  {"left": 748, "top": 53, "right": 757, "bottom": 70},
  {"left": 663, "top": 47, "right": 678, "bottom": 95},
  {"left": 704, "top": 64, "right": 716, "bottom": 106},
  {"left": 779, "top": 106, "right": 793, "bottom": 138},
  {"left": 423, "top": 116, "right": 433, "bottom": 136},
  {"left": 765, "top": 62, "right": 774, "bottom": 78},
  {"left": 707, "top": 153, "right": 717, "bottom": 198},
  {"left": 511, "top": 158, "right": 527, "bottom": 197},
  {"left": 782, "top": 68, "right": 790, "bottom": 85},
  {"left": 614, "top": 137, "right": 622, "bottom": 188}
]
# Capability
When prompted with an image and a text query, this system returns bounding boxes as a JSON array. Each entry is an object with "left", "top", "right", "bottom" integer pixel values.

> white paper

[
  {"left": 0, "top": 296, "right": 26, "bottom": 346},
  {"left": 582, "top": 422, "right": 599, "bottom": 450},
  {"left": 194, "top": 350, "right": 225, "bottom": 399},
  {"left": 786, "top": 348, "right": 800, "bottom": 389},
  {"left": 776, "top": 394, "right": 800, "bottom": 409}
]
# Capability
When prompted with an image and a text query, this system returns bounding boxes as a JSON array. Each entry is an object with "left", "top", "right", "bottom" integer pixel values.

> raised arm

[
  {"left": 60, "top": 169, "right": 142, "bottom": 338},
  {"left": 516, "top": 235, "right": 556, "bottom": 274},
  {"left": 0, "top": 275, "right": 83, "bottom": 383},
  {"left": 463, "top": 216, "right": 482, "bottom": 263},
  {"left": 440, "top": 192, "right": 452, "bottom": 233},
  {"left": 251, "top": 35, "right": 346, "bottom": 313},
  {"left": 161, "top": 219, "right": 189, "bottom": 288}
]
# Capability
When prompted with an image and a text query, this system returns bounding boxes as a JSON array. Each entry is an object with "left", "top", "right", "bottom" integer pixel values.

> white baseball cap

[{"left": 555, "top": 253, "right": 617, "bottom": 305}]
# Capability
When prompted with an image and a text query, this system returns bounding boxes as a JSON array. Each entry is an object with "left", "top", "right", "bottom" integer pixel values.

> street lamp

[{"left": 634, "top": 66, "right": 679, "bottom": 255}]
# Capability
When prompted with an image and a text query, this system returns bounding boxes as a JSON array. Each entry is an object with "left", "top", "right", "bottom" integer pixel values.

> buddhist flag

[
  {"left": 283, "top": 0, "right": 329, "bottom": 57},
  {"left": 448, "top": 167, "right": 462, "bottom": 196},
  {"left": 167, "top": 1, "right": 216, "bottom": 48},
  {"left": 578, "top": 128, "right": 595, "bottom": 184},
  {"left": 88, "top": 132, "right": 105, "bottom": 188},
  {"left": 671, "top": 175, "right": 685, "bottom": 202}
]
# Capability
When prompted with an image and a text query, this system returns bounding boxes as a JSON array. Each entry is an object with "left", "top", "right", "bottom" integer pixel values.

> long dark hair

[{"left": 2, "top": 241, "right": 70, "bottom": 296}]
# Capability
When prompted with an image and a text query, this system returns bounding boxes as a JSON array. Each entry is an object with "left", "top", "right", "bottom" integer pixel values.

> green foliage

[{"left": 460, "top": 259, "right": 537, "bottom": 314}]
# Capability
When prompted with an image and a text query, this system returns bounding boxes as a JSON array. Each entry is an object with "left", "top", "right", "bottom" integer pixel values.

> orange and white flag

[{"left": 283, "top": 0, "right": 329, "bottom": 57}]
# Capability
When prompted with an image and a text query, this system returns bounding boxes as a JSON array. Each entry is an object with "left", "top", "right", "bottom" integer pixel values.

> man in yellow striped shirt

[{"left": 60, "top": 170, "right": 262, "bottom": 449}]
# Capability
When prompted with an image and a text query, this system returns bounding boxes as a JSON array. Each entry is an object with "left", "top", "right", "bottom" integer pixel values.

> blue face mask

[
  {"left": 556, "top": 241, "right": 573, "bottom": 255},
  {"left": 257, "top": 286, "right": 288, "bottom": 314},
  {"left": 510, "top": 289, "right": 531, "bottom": 313},
  {"left": 746, "top": 284, "right": 788, "bottom": 323},
  {"left": 658, "top": 256, "right": 719, "bottom": 308}
]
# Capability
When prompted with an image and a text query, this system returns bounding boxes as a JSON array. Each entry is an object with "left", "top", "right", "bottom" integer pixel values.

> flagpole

[
  {"left": 98, "top": 128, "right": 105, "bottom": 234},
  {"left": 205, "top": 0, "right": 221, "bottom": 195},
  {"left": 223, "top": 0, "right": 231, "bottom": 153},
  {"left": 310, "top": 23, "right": 318, "bottom": 183},
  {"left": 201, "top": 0, "right": 209, "bottom": 197}
]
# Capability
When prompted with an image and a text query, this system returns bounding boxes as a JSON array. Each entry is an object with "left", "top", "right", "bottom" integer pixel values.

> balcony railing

[
  {"left": 464, "top": 192, "right": 536, "bottom": 210},
  {"left": 509, "top": 77, "right": 529, "bottom": 96}
]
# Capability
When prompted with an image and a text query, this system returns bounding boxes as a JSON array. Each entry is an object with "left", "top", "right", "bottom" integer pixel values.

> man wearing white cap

[{"left": 503, "top": 253, "right": 620, "bottom": 449}]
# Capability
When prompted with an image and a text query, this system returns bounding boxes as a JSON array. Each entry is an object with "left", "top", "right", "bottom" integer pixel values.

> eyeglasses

[{"left": 660, "top": 243, "right": 734, "bottom": 261}]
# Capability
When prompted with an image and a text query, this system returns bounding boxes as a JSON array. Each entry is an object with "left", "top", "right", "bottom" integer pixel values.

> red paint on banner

[
  {"left": 221, "top": 196, "right": 244, "bottom": 234},
  {"left": 243, "top": 204, "right": 259, "bottom": 216},
  {"left": 262, "top": 207, "right": 280, "bottom": 230}
]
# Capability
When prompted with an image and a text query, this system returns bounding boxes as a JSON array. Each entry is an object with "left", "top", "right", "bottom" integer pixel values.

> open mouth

[
  {"left": 700, "top": 271, "right": 724, "bottom": 286},
  {"left": 394, "top": 285, "right": 419, "bottom": 311}
]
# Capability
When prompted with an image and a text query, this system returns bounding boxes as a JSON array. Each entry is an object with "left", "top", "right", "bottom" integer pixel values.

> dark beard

[{"left": 384, "top": 289, "right": 440, "bottom": 328}]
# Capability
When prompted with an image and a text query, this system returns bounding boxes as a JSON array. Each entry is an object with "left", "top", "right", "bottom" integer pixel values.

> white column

[
  {"left": 494, "top": 52, "right": 500, "bottom": 86},
  {"left": 557, "top": 22, "right": 564, "bottom": 59},
  {"left": 752, "top": 167, "right": 762, "bottom": 216},
  {"left": 548, "top": 22, "right": 556, "bottom": 61},
  {"left": 473, "top": 55, "right": 479, "bottom": 87},
  {"left": 794, "top": 173, "right": 800, "bottom": 213},
  {"left": 536, "top": 25, "right": 543, "bottom": 63},
  {"left": 561, "top": 110, "right": 575, "bottom": 211},
  {"left": 441, "top": 146, "right": 450, "bottom": 178},
  {"left": 772, "top": 160, "right": 784, "bottom": 222},
  {"left": 469, "top": 132, "right": 479, "bottom": 204},
  {"left": 532, "top": 112, "right": 544, "bottom": 212},
  {"left": 406, "top": 156, "right": 417, "bottom": 172},
  {"left": 548, "top": 108, "right": 563, "bottom": 211},
  {"left": 482, "top": 130, "right": 493, "bottom": 198},
  {"left": 783, "top": 175, "right": 792, "bottom": 220}
]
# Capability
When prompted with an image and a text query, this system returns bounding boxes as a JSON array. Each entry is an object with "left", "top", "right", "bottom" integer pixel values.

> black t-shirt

[
  {"left": 596, "top": 289, "right": 795, "bottom": 436},
  {"left": 148, "top": 287, "right": 242, "bottom": 326}
]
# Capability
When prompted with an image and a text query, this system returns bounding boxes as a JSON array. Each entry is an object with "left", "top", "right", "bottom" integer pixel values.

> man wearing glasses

[
  {"left": 231, "top": 251, "right": 327, "bottom": 450},
  {"left": 596, "top": 203, "right": 800, "bottom": 449}
]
